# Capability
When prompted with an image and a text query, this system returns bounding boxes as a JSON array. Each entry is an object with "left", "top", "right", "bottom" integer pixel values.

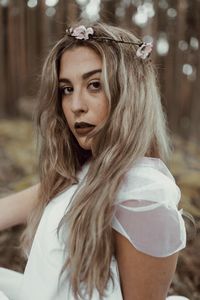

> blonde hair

[{"left": 22, "top": 21, "right": 170, "bottom": 299}]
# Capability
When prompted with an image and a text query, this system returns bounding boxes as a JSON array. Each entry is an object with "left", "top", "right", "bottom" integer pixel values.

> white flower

[
  {"left": 68, "top": 25, "right": 94, "bottom": 40},
  {"left": 136, "top": 42, "right": 153, "bottom": 59}
]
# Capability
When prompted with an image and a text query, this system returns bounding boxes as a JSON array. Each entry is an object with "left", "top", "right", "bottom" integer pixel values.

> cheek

[
  {"left": 97, "top": 99, "right": 109, "bottom": 121},
  {"left": 62, "top": 103, "right": 72, "bottom": 127}
]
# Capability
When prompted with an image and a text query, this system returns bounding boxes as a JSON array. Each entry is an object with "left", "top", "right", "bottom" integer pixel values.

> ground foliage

[{"left": 0, "top": 119, "right": 199, "bottom": 299}]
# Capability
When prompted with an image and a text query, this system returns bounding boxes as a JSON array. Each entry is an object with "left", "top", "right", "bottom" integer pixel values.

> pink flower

[
  {"left": 136, "top": 42, "right": 153, "bottom": 59},
  {"left": 68, "top": 26, "right": 94, "bottom": 40}
]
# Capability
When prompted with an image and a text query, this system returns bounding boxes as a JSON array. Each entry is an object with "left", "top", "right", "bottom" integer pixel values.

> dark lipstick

[{"left": 74, "top": 122, "right": 95, "bottom": 135}]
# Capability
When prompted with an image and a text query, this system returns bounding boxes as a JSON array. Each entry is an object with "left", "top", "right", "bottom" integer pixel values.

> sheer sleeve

[{"left": 112, "top": 158, "right": 186, "bottom": 257}]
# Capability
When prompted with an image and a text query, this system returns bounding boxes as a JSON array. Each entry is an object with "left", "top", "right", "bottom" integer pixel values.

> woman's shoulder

[
  {"left": 126, "top": 156, "right": 176, "bottom": 182},
  {"left": 117, "top": 156, "right": 180, "bottom": 207},
  {"left": 113, "top": 157, "right": 186, "bottom": 257}
]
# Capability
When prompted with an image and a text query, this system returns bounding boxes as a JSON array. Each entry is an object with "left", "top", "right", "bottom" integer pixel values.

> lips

[{"left": 74, "top": 122, "right": 95, "bottom": 135}]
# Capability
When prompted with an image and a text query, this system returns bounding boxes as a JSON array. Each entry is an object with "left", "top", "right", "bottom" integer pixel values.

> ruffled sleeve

[{"left": 112, "top": 157, "right": 186, "bottom": 257}]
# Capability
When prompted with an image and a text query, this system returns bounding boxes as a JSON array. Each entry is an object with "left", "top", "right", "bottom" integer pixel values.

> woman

[{"left": 0, "top": 21, "right": 187, "bottom": 300}]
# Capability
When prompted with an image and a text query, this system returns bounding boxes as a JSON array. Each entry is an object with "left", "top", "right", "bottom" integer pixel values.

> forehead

[{"left": 59, "top": 46, "right": 102, "bottom": 78}]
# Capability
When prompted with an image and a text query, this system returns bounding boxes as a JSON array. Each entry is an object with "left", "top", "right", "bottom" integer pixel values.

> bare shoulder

[{"left": 113, "top": 229, "right": 179, "bottom": 300}]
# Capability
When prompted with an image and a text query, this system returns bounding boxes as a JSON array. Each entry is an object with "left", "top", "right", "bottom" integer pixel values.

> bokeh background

[{"left": 0, "top": 0, "right": 199, "bottom": 299}]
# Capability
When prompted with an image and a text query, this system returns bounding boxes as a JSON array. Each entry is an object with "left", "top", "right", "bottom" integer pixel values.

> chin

[
  {"left": 78, "top": 138, "right": 92, "bottom": 150},
  {"left": 79, "top": 143, "right": 92, "bottom": 150}
]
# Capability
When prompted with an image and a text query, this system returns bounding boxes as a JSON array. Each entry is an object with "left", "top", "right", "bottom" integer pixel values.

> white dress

[{"left": 0, "top": 157, "right": 187, "bottom": 300}]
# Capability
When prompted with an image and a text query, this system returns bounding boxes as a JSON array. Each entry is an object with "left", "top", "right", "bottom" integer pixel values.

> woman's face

[{"left": 59, "top": 46, "right": 108, "bottom": 150}]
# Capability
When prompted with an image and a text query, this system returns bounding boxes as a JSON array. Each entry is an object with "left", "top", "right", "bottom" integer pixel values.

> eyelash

[
  {"left": 89, "top": 81, "right": 101, "bottom": 91},
  {"left": 59, "top": 80, "right": 101, "bottom": 96},
  {"left": 59, "top": 86, "right": 72, "bottom": 96}
]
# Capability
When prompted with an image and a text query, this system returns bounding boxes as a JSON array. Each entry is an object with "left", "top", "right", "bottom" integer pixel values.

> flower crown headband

[{"left": 66, "top": 25, "right": 153, "bottom": 60}]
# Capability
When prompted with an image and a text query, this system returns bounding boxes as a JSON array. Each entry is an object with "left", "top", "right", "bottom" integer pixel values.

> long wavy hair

[{"left": 22, "top": 21, "right": 170, "bottom": 299}]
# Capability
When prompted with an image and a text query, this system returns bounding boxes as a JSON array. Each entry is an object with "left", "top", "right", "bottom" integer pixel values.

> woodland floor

[{"left": 0, "top": 119, "right": 199, "bottom": 299}]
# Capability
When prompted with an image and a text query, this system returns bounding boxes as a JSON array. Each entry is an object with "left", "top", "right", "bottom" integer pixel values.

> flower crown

[{"left": 67, "top": 25, "right": 153, "bottom": 60}]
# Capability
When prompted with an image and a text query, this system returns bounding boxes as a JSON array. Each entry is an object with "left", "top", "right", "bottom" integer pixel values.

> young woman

[{"left": 0, "top": 21, "right": 188, "bottom": 300}]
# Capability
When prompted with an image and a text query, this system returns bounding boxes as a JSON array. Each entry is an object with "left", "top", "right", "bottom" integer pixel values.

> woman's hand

[
  {"left": 113, "top": 229, "right": 178, "bottom": 300},
  {"left": 0, "top": 184, "right": 40, "bottom": 231}
]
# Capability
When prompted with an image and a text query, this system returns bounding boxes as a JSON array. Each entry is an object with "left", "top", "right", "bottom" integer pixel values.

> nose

[{"left": 71, "top": 89, "right": 88, "bottom": 115}]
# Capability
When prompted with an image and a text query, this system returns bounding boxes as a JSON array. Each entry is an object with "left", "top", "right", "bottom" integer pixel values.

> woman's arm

[
  {"left": 0, "top": 184, "right": 40, "bottom": 231},
  {"left": 113, "top": 230, "right": 178, "bottom": 300}
]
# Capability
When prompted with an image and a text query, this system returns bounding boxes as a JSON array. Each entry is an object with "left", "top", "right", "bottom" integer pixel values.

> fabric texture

[
  {"left": 0, "top": 157, "right": 187, "bottom": 300},
  {"left": 112, "top": 157, "right": 186, "bottom": 257},
  {"left": 0, "top": 268, "right": 23, "bottom": 300}
]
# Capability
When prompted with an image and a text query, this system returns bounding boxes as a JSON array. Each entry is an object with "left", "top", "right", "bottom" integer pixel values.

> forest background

[{"left": 0, "top": 0, "right": 200, "bottom": 299}]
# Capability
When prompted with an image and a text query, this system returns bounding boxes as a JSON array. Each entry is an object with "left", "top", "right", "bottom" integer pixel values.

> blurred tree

[
  {"left": 100, "top": 0, "right": 120, "bottom": 24},
  {"left": 0, "top": 0, "right": 200, "bottom": 140}
]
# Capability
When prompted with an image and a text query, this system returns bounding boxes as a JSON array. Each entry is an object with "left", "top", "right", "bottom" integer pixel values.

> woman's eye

[
  {"left": 88, "top": 81, "right": 101, "bottom": 91},
  {"left": 60, "top": 86, "right": 73, "bottom": 96}
]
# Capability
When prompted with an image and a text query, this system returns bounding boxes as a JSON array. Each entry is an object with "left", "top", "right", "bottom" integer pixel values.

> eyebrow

[{"left": 59, "top": 69, "right": 102, "bottom": 84}]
